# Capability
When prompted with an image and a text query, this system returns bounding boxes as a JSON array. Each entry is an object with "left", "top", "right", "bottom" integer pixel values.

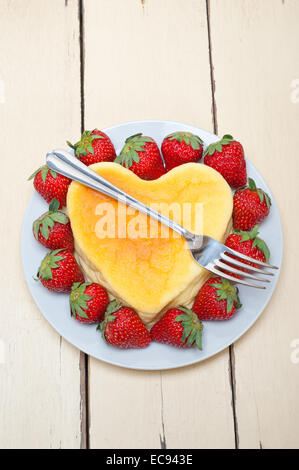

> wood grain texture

[
  {"left": 83, "top": 0, "right": 235, "bottom": 449},
  {"left": 1, "top": 0, "right": 296, "bottom": 449},
  {"left": 0, "top": 0, "right": 81, "bottom": 448},
  {"left": 83, "top": 0, "right": 213, "bottom": 132},
  {"left": 210, "top": 0, "right": 299, "bottom": 448}
]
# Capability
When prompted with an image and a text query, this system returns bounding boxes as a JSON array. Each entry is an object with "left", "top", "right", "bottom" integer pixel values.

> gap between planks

[
  {"left": 205, "top": 0, "right": 239, "bottom": 449},
  {"left": 78, "top": 0, "right": 89, "bottom": 450}
]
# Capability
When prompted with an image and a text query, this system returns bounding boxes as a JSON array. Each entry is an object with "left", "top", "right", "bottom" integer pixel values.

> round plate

[{"left": 21, "top": 120, "right": 283, "bottom": 370}]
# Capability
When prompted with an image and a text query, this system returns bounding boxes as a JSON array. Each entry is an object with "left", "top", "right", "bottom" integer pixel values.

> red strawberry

[
  {"left": 192, "top": 277, "right": 242, "bottom": 321},
  {"left": 161, "top": 131, "right": 203, "bottom": 172},
  {"left": 204, "top": 134, "right": 247, "bottom": 188},
  {"left": 150, "top": 306, "right": 203, "bottom": 349},
  {"left": 226, "top": 226, "right": 270, "bottom": 263},
  {"left": 224, "top": 225, "right": 270, "bottom": 278},
  {"left": 36, "top": 249, "right": 84, "bottom": 293},
  {"left": 115, "top": 133, "right": 165, "bottom": 180},
  {"left": 70, "top": 282, "right": 109, "bottom": 324},
  {"left": 67, "top": 129, "right": 116, "bottom": 166},
  {"left": 233, "top": 178, "right": 271, "bottom": 231},
  {"left": 32, "top": 198, "right": 74, "bottom": 252},
  {"left": 99, "top": 300, "right": 151, "bottom": 349},
  {"left": 28, "top": 165, "right": 71, "bottom": 209}
]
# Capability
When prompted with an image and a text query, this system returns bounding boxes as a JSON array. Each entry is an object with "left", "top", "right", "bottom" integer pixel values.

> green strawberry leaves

[
  {"left": 248, "top": 178, "right": 271, "bottom": 208},
  {"left": 28, "top": 166, "right": 44, "bottom": 180},
  {"left": 166, "top": 132, "right": 203, "bottom": 150},
  {"left": 105, "top": 299, "right": 122, "bottom": 317},
  {"left": 33, "top": 198, "right": 69, "bottom": 240},
  {"left": 67, "top": 129, "right": 104, "bottom": 158},
  {"left": 97, "top": 299, "right": 122, "bottom": 340},
  {"left": 174, "top": 306, "right": 203, "bottom": 350},
  {"left": 253, "top": 237, "right": 270, "bottom": 263},
  {"left": 115, "top": 149, "right": 140, "bottom": 168},
  {"left": 70, "top": 282, "right": 92, "bottom": 319},
  {"left": 28, "top": 165, "right": 57, "bottom": 182},
  {"left": 248, "top": 177, "right": 257, "bottom": 191},
  {"left": 233, "top": 224, "right": 259, "bottom": 241},
  {"left": 232, "top": 225, "right": 271, "bottom": 262},
  {"left": 37, "top": 249, "right": 66, "bottom": 280},
  {"left": 41, "top": 167, "right": 57, "bottom": 183},
  {"left": 36, "top": 215, "right": 54, "bottom": 240},
  {"left": 49, "top": 198, "right": 60, "bottom": 212},
  {"left": 203, "top": 134, "right": 234, "bottom": 158},
  {"left": 51, "top": 212, "right": 68, "bottom": 223},
  {"left": 211, "top": 278, "right": 242, "bottom": 313},
  {"left": 115, "top": 133, "right": 154, "bottom": 169},
  {"left": 125, "top": 133, "right": 143, "bottom": 143}
]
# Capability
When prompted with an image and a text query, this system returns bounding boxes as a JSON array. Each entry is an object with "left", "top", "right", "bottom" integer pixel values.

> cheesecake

[{"left": 67, "top": 162, "right": 233, "bottom": 324}]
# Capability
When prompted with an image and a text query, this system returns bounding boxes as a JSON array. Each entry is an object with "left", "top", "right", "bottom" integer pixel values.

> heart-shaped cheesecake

[{"left": 67, "top": 162, "right": 232, "bottom": 323}]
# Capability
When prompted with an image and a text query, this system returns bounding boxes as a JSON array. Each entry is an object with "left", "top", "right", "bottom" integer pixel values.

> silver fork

[{"left": 46, "top": 149, "right": 278, "bottom": 289}]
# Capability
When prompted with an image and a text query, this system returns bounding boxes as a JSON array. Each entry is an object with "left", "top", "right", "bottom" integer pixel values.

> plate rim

[{"left": 21, "top": 119, "right": 283, "bottom": 371}]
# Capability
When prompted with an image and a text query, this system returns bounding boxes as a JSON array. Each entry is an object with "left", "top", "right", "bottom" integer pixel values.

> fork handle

[{"left": 46, "top": 149, "right": 190, "bottom": 238}]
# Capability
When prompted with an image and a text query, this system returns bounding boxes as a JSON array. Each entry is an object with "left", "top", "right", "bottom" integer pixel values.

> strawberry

[
  {"left": 233, "top": 178, "right": 271, "bottom": 231},
  {"left": 32, "top": 198, "right": 74, "bottom": 252},
  {"left": 161, "top": 131, "right": 203, "bottom": 172},
  {"left": 99, "top": 300, "right": 151, "bottom": 349},
  {"left": 70, "top": 282, "right": 109, "bottom": 324},
  {"left": 28, "top": 165, "right": 71, "bottom": 209},
  {"left": 226, "top": 226, "right": 270, "bottom": 263},
  {"left": 224, "top": 226, "right": 270, "bottom": 278},
  {"left": 192, "top": 277, "right": 241, "bottom": 321},
  {"left": 203, "top": 134, "right": 247, "bottom": 188},
  {"left": 67, "top": 129, "right": 116, "bottom": 166},
  {"left": 150, "top": 306, "right": 203, "bottom": 349},
  {"left": 115, "top": 133, "right": 165, "bottom": 180},
  {"left": 36, "top": 249, "right": 84, "bottom": 293}
]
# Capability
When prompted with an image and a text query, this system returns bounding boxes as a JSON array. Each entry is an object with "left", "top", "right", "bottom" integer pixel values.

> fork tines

[{"left": 209, "top": 247, "right": 278, "bottom": 289}]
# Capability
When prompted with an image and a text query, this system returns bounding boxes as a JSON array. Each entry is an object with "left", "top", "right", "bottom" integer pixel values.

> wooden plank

[
  {"left": 162, "top": 354, "right": 235, "bottom": 449},
  {"left": 0, "top": 0, "right": 81, "bottom": 448},
  {"left": 209, "top": 0, "right": 299, "bottom": 448},
  {"left": 83, "top": 0, "right": 235, "bottom": 449}
]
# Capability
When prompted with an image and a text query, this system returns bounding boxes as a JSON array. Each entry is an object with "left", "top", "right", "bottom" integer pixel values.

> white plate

[{"left": 21, "top": 120, "right": 283, "bottom": 370}]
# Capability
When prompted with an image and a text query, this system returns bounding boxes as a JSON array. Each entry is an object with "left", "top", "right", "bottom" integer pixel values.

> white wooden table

[{"left": 1, "top": 0, "right": 298, "bottom": 449}]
